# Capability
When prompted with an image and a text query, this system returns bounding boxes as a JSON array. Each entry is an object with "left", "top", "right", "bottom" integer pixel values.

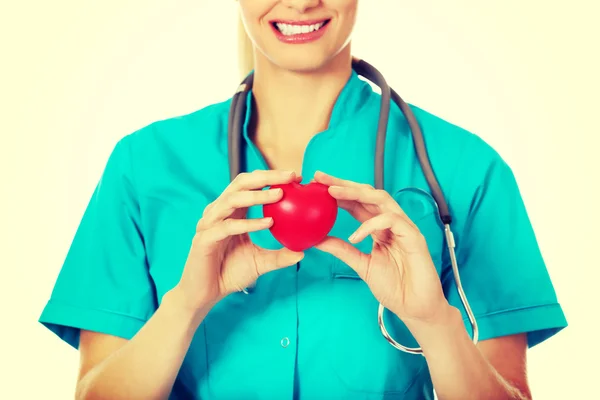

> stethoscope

[{"left": 227, "top": 57, "right": 479, "bottom": 355}]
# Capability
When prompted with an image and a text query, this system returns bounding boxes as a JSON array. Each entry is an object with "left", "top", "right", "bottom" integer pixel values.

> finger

[
  {"left": 336, "top": 199, "right": 375, "bottom": 222},
  {"left": 313, "top": 170, "right": 365, "bottom": 188},
  {"left": 201, "top": 188, "right": 283, "bottom": 226},
  {"left": 203, "top": 217, "right": 273, "bottom": 243},
  {"left": 349, "top": 213, "right": 416, "bottom": 244},
  {"left": 228, "top": 170, "right": 297, "bottom": 193},
  {"left": 338, "top": 195, "right": 418, "bottom": 233},
  {"left": 314, "top": 236, "right": 368, "bottom": 279},
  {"left": 328, "top": 185, "right": 402, "bottom": 214},
  {"left": 256, "top": 247, "right": 305, "bottom": 275}
]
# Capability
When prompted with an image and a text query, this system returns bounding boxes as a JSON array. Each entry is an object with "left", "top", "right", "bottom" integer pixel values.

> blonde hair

[{"left": 237, "top": 11, "right": 254, "bottom": 79}]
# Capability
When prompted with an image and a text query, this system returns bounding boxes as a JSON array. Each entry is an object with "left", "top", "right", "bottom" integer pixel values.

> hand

[
  {"left": 174, "top": 170, "right": 305, "bottom": 312},
  {"left": 313, "top": 171, "right": 451, "bottom": 326}
]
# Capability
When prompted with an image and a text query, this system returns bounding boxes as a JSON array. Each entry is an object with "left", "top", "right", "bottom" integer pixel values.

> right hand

[{"left": 173, "top": 170, "right": 305, "bottom": 311}]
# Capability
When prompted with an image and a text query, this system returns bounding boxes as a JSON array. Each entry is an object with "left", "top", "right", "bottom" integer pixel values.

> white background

[{"left": 2, "top": 0, "right": 599, "bottom": 398}]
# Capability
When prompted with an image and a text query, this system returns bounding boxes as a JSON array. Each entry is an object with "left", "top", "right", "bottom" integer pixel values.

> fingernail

[{"left": 348, "top": 232, "right": 357, "bottom": 242}]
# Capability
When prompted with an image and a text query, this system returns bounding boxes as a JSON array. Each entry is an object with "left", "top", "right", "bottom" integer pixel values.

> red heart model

[{"left": 262, "top": 182, "right": 338, "bottom": 252}]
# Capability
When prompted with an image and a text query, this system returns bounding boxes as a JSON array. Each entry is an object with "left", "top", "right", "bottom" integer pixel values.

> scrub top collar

[{"left": 241, "top": 70, "right": 372, "bottom": 144}]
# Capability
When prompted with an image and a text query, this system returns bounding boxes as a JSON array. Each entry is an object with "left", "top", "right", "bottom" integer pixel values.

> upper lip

[{"left": 270, "top": 18, "right": 330, "bottom": 26}]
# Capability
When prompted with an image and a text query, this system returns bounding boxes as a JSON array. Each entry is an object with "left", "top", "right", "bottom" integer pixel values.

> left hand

[{"left": 313, "top": 171, "right": 451, "bottom": 325}]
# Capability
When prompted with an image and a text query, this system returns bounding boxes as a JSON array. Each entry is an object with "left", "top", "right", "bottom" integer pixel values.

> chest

[
  {"left": 138, "top": 129, "right": 447, "bottom": 398},
  {"left": 141, "top": 125, "right": 449, "bottom": 295}
]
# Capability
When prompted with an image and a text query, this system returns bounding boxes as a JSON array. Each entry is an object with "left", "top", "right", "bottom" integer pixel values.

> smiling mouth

[{"left": 271, "top": 19, "right": 331, "bottom": 36}]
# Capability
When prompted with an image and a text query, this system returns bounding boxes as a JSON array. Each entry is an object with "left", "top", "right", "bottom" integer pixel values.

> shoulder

[
  {"left": 410, "top": 104, "right": 501, "bottom": 162},
  {"left": 127, "top": 97, "right": 232, "bottom": 150},
  {"left": 407, "top": 104, "right": 511, "bottom": 184},
  {"left": 396, "top": 103, "right": 520, "bottom": 222},
  {"left": 124, "top": 97, "right": 232, "bottom": 163},
  {"left": 106, "top": 97, "right": 233, "bottom": 191}
]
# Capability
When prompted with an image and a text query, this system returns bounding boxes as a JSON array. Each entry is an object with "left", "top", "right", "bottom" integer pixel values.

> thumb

[
  {"left": 256, "top": 247, "right": 304, "bottom": 275},
  {"left": 314, "top": 237, "right": 367, "bottom": 279}
]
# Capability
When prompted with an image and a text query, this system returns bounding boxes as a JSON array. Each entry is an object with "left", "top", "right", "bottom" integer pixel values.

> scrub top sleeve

[
  {"left": 443, "top": 137, "right": 567, "bottom": 348},
  {"left": 39, "top": 134, "right": 157, "bottom": 349}
]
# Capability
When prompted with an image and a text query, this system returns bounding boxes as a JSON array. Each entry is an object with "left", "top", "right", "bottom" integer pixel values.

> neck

[{"left": 249, "top": 47, "right": 353, "bottom": 149}]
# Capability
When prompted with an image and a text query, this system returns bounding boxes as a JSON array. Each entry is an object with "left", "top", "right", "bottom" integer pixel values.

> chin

[
  {"left": 265, "top": 45, "right": 350, "bottom": 74},
  {"left": 275, "top": 57, "right": 334, "bottom": 73}
]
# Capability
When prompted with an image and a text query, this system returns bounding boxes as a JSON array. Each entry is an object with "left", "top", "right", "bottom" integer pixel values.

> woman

[{"left": 39, "top": 1, "right": 567, "bottom": 399}]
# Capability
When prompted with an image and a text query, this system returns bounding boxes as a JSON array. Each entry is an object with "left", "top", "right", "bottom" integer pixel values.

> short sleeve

[
  {"left": 39, "top": 134, "right": 157, "bottom": 349},
  {"left": 442, "top": 136, "right": 567, "bottom": 347}
]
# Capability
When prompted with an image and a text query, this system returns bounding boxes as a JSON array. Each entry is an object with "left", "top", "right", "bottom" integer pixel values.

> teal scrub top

[{"left": 39, "top": 71, "right": 567, "bottom": 399}]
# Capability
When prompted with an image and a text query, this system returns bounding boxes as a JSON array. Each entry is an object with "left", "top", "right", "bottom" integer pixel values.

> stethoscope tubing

[{"left": 227, "top": 58, "right": 478, "bottom": 354}]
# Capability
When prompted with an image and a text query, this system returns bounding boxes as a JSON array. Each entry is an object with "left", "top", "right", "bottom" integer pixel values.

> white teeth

[{"left": 275, "top": 21, "right": 326, "bottom": 36}]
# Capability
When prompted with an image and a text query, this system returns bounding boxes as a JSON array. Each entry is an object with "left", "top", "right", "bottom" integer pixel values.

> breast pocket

[
  {"left": 394, "top": 187, "right": 446, "bottom": 275},
  {"left": 328, "top": 187, "right": 445, "bottom": 395}
]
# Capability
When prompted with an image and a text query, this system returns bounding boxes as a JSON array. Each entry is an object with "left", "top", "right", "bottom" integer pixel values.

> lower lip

[{"left": 271, "top": 21, "right": 330, "bottom": 44}]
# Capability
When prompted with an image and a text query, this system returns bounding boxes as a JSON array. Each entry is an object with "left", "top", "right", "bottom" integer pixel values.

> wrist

[
  {"left": 161, "top": 285, "right": 216, "bottom": 330},
  {"left": 402, "top": 304, "right": 466, "bottom": 352}
]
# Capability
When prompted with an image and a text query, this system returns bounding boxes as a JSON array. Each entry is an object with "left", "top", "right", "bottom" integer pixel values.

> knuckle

[
  {"left": 202, "top": 202, "right": 213, "bottom": 217},
  {"left": 222, "top": 218, "right": 236, "bottom": 231},
  {"left": 258, "top": 172, "right": 273, "bottom": 186},
  {"left": 233, "top": 172, "right": 250, "bottom": 185},
  {"left": 222, "top": 191, "right": 236, "bottom": 207},
  {"left": 253, "top": 169, "right": 269, "bottom": 179},
  {"left": 249, "top": 191, "right": 263, "bottom": 203},
  {"left": 234, "top": 191, "right": 257, "bottom": 207},
  {"left": 215, "top": 222, "right": 231, "bottom": 238},
  {"left": 389, "top": 212, "right": 403, "bottom": 223},
  {"left": 256, "top": 169, "right": 270, "bottom": 177},
  {"left": 234, "top": 170, "right": 273, "bottom": 189},
  {"left": 194, "top": 231, "right": 211, "bottom": 247},
  {"left": 261, "top": 189, "right": 276, "bottom": 199},
  {"left": 374, "top": 189, "right": 388, "bottom": 198},
  {"left": 196, "top": 209, "right": 214, "bottom": 231},
  {"left": 226, "top": 193, "right": 246, "bottom": 211}
]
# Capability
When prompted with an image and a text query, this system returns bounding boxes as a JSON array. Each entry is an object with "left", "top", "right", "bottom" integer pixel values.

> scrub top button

[{"left": 280, "top": 337, "right": 290, "bottom": 348}]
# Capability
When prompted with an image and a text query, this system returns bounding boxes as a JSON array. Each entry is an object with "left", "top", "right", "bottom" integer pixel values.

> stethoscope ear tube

[
  {"left": 228, "top": 74, "right": 254, "bottom": 182},
  {"left": 351, "top": 58, "right": 391, "bottom": 192},
  {"left": 227, "top": 60, "right": 478, "bottom": 355},
  {"left": 389, "top": 88, "right": 452, "bottom": 224}
]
